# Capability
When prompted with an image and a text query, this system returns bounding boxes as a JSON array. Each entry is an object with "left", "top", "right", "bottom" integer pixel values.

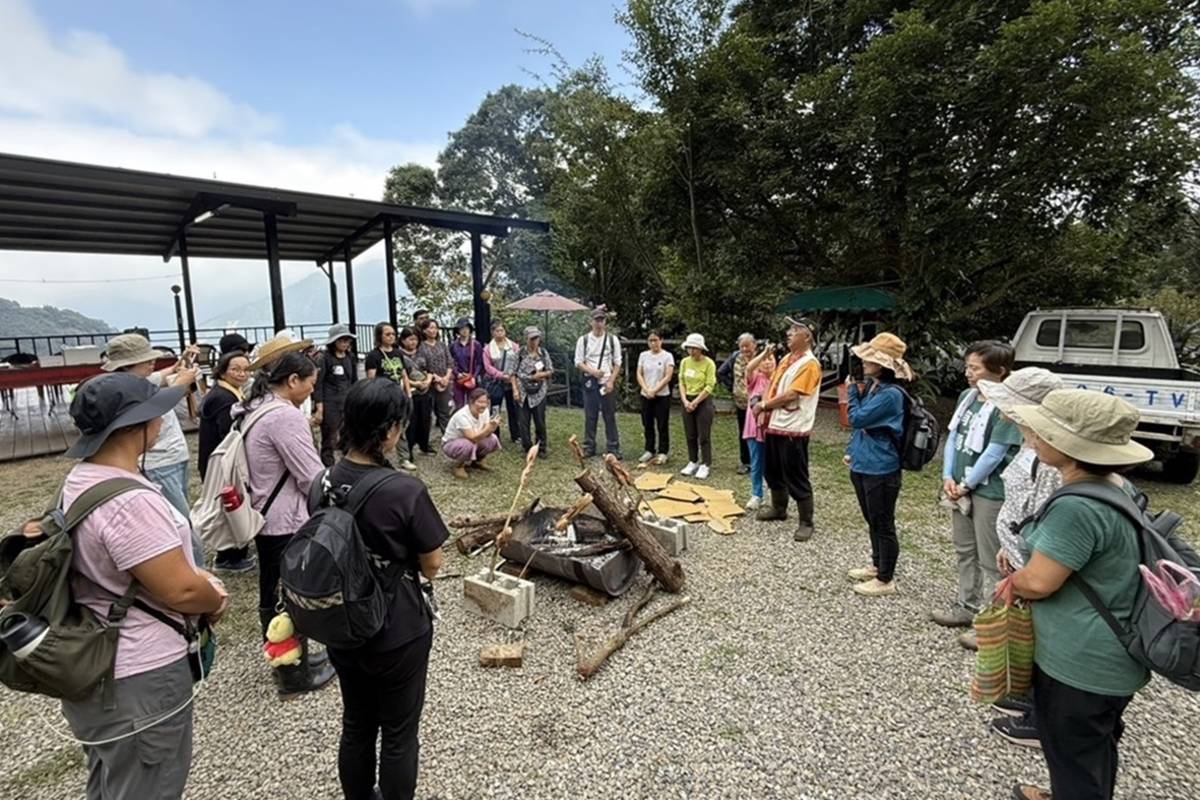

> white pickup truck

[{"left": 1012, "top": 308, "right": 1200, "bottom": 483}]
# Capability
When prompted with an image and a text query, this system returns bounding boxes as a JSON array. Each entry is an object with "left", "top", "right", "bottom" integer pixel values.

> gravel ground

[{"left": 2, "top": 406, "right": 1198, "bottom": 800}]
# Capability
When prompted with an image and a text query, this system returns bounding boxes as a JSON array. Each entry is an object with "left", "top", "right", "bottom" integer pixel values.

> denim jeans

[
  {"left": 144, "top": 461, "right": 204, "bottom": 564},
  {"left": 747, "top": 438, "right": 764, "bottom": 499}
]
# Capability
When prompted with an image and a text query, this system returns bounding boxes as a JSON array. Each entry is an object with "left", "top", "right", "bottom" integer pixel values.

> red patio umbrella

[{"left": 505, "top": 290, "right": 589, "bottom": 407}]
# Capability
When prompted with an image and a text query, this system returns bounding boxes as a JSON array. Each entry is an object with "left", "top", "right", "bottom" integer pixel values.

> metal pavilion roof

[{"left": 0, "top": 152, "right": 548, "bottom": 264}]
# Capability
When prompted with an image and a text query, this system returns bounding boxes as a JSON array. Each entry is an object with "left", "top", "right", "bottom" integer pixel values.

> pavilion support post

[
  {"left": 178, "top": 233, "right": 197, "bottom": 344},
  {"left": 344, "top": 246, "right": 358, "bottom": 356},
  {"left": 471, "top": 230, "right": 490, "bottom": 336},
  {"left": 384, "top": 219, "right": 398, "bottom": 329},
  {"left": 326, "top": 261, "right": 339, "bottom": 324},
  {"left": 171, "top": 287, "right": 186, "bottom": 353},
  {"left": 263, "top": 212, "right": 286, "bottom": 333}
]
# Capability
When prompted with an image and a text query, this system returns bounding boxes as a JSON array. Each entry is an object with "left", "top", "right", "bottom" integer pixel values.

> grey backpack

[
  {"left": 0, "top": 479, "right": 144, "bottom": 699},
  {"left": 1032, "top": 482, "right": 1200, "bottom": 691}
]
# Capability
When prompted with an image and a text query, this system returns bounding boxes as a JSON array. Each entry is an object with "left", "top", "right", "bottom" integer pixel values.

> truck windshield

[{"left": 1035, "top": 319, "right": 1146, "bottom": 350}]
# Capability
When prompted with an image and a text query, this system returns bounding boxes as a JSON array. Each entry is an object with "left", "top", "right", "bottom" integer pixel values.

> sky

[{"left": 0, "top": 0, "right": 632, "bottom": 330}]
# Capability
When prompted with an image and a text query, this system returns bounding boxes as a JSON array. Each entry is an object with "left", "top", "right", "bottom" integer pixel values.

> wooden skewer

[{"left": 554, "top": 493, "right": 594, "bottom": 533}]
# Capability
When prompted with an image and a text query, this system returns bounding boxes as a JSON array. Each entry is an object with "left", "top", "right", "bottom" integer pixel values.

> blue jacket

[{"left": 846, "top": 380, "right": 905, "bottom": 475}]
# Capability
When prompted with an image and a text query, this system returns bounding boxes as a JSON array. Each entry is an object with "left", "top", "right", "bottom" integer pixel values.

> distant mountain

[
  {"left": 0, "top": 298, "right": 114, "bottom": 356},
  {"left": 201, "top": 259, "right": 406, "bottom": 330}
]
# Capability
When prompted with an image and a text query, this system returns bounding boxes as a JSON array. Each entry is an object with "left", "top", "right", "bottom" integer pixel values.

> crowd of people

[{"left": 40, "top": 303, "right": 1169, "bottom": 800}]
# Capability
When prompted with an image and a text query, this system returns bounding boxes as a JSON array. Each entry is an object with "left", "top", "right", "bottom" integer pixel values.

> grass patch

[{"left": 700, "top": 643, "right": 745, "bottom": 673}]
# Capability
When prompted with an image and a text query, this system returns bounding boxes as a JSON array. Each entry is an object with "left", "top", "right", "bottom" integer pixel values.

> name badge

[
  {"left": 333, "top": 365, "right": 345, "bottom": 376},
  {"left": 535, "top": 361, "right": 544, "bottom": 371},
  {"left": 685, "top": 368, "right": 696, "bottom": 379}
]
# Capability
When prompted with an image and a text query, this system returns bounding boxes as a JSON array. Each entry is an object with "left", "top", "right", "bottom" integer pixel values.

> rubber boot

[
  {"left": 756, "top": 488, "right": 789, "bottom": 522},
  {"left": 794, "top": 496, "right": 815, "bottom": 542},
  {"left": 273, "top": 638, "right": 336, "bottom": 700}
]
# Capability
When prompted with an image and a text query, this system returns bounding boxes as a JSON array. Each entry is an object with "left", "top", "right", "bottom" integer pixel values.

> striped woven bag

[{"left": 970, "top": 600, "right": 1034, "bottom": 703}]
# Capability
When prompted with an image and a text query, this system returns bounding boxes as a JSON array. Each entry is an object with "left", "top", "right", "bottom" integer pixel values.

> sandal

[{"left": 1011, "top": 784, "right": 1051, "bottom": 800}]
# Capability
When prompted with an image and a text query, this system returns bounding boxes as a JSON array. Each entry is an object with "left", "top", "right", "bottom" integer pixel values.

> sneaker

[
  {"left": 993, "top": 695, "right": 1034, "bottom": 718},
  {"left": 991, "top": 715, "right": 1041, "bottom": 750},
  {"left": 930, "top": 606, "right": 975, "bottom": 628},
  {"left": 958, "top": 631, "right": 979, "bottom": 651},
  {"left": 846, "top": 566, "right": 878, "bottom": 581},
  {"left": 745, "top": 495, "right": 763, "bottom": 510},
  {"left": 400, "top": 460, "right": 417, "bottom": 472},
  {"left": 214, "top": 555, "right": 256, "bottom": 574},
  {"left": 652, "top": 453, "right": 668, "bottom": 465},
  {"left": 638, "top": 451, "right": 653, "bottom": 464},
  {"left": 852, "top": 578, "right": 896, "bottom": 597},
  {"left": 736, "top": 463, "right": 750, "bottom": 475},
  {"left": 696, "top": 465, "right": 710, "bottom": 480},
  {"left": 680, "top": 462, "right": 698, "bottom": 476}
]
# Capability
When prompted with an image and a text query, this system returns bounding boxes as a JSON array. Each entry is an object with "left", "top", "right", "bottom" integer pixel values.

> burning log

[{"left": 451, "top": 498, "right": 540, "bottom": 555}]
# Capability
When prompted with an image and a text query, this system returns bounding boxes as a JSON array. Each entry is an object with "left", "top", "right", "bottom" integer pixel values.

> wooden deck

[{"left": 0, "top": 388, "right": 197, "bottom": 463}]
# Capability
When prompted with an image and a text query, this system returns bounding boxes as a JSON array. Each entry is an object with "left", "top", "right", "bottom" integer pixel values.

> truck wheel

[{"left": 1162, "top": 452, "right": 1200, "bottom": 484}]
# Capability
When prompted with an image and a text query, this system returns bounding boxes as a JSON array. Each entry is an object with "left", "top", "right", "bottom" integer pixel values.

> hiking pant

[
  {"left": 319, "top": 399, "right": 345, "bottom": 467},
  {"left": 432, "top": 385, "right": 453, "bottom": 431},
  {"left": 1034, "top": 667, "right": 1132, "bottom": 800},
  {"left": 521, "top": 399, "right": 548, "bottom": 454},
  {"left": 582, "top": 379, "right": 621, "bottom": 457},
  {"left": 490, "top": 384, "right": 522, "bottom": 443},
  {"left": 641, "top": 395, "right": 670, "bottom": 456},
  {"left": 851, "top": 470, "right": 902, "bottom": 583},
  {"left": 442, "top": 435, "right": 501, "bottom": 466},
  {"left": 747, "top": 438, "right": 764, "bottom": 499},
  {"left": 682, "top": 397, "right": 714, "bottom": 466},
  {"left": 61, "top": 657, "right": 194, "bottom": 800},
  {"left": 330, "top": 630, "right": 433, "bottom": 800},
  {"left": 145, "top": 461, "right": 204, "bottom": 565},
  {"left": 407, "top": 392, "right": 434, "bottom": 456},
  {"left": 735, "top": 407, "right": 750, "bottom": 467},
  {"left": 764, "top": 433, "right": 812, "bottom": 503},
  {"left": 255, "top": 532, "right": 292, "bottom": 612},
  {"left": 950, "top": 496, "right": 1003, "bottom": 613}
]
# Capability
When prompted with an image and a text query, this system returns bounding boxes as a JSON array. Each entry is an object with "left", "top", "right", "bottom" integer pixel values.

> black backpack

[
  {"left": 878, "top": 385, "right": 940, "bottom": 472},
  {"left": 279, "top": 468, "right": 401, "bottom": 649},
  {"left": 1029, "top": 482, "right": 1200, "bottom": 691}
]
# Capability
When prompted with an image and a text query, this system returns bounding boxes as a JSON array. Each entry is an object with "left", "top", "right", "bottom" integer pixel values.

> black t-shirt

[
  {"left": 364, "top": 347, "right": 406, "bottom": 383},
  {"left": 327, "top": 459, "right": 450, "bottom": 651}
]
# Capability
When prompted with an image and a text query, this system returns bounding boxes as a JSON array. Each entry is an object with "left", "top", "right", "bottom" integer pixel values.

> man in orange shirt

[{"left": 752, "top": 318, "right": 822, "bottom": 540}]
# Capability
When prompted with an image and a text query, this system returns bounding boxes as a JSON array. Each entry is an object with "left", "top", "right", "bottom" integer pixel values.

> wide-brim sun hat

[
  {"left": 681, "top": 333, "right": 708, "bottom": 352},
  {"left": 101, "top": 334, "right": 164, "bottom": 372},
  {"left": 850, "top": 332, "right": 914, "bottom": 382},
  {"left": 249, "top": 333, "right": 314, "bottom": 371},
  {"left": 1013, "top": 389, "right": 1154, "bottom": 466},
  {"left": 324, "top": 323, "right": 354, "bottom": 347},
  {"left": 66, "top": 373, "right": 187, "bottom": 459},
  {"left": 978, "top": 367, "right": 1064, "bottom": 423},
  {"left": 453, "top": 317, "right": 474, "bottom": 334}
]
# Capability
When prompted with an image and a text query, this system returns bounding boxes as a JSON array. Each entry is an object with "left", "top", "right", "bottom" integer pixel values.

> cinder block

[
  {"left": 644, "top": 517, "right": 688, "bottom": 556},
  {"left": 463, "top": 569, "right": 535, "bottom": 628}
]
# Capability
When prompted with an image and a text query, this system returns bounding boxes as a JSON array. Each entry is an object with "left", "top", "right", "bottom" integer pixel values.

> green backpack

[{"left": 0, "top": 478, "right": 144, "bottom": 700}]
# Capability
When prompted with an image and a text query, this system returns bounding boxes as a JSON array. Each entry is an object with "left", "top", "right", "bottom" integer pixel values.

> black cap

[
  {"left": 219, "top": 333, "right": 252, "bottom": 355},
  {"left": 66, "top": 373, "right": 187, "bottom": 459}
]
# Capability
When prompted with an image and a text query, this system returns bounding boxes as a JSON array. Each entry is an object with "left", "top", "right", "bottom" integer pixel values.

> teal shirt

[
  {"left": 1025, "top": 482, "right": 1150, "bottom": 696},
  {"left": 949, "top": 389, "right": 1022, "bottom": 501}
]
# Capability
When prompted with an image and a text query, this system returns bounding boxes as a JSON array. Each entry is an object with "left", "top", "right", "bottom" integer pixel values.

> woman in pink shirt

[
  {"left": 58, "top": 373, "right": 228, "bottom": 800},
  {"left": 232, "top": 350, "right": 334, "bottom": 698},
  {"left": 742, "top": 346, "right": 777, "bottom": 510}
]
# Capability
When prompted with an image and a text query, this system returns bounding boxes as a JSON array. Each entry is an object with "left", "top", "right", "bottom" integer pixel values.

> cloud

[
  {"left": 0, "top": 0, "right": 276, "bottom": 137},
  {"left": 0, "top": 0, "right": 440, "bottom": 328}
]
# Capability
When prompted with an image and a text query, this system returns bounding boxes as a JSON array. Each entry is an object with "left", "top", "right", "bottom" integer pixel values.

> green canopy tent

[{"left": 775, "top": 286, "right": 897, "bottom": 314}]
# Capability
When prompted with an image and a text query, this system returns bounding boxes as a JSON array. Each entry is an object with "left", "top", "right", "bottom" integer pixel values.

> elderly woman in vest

[
  {"left": 1001, "top": 390, "right": 1153, "bottom": 800},
  {"left": 718, "top": 332, "right": 758, "bottom": 475},
  {"left": 753, "top": 317, "right": 822, "bottom": 541}
]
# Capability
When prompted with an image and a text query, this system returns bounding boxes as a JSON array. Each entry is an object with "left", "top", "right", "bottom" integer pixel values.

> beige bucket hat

[
  {"left": 978, "top": 367, "right": 1064, "bottom": 423},
  {"left": 1013, "top": 389, "right": 1154, "bottom": 466},
  {"left": 102, "top": 334, "right": 164, "bottom": 372},
  {"left": 850, "top": 332, "right": 913, "bottom": 382},
  {"left": 249, "top": 332, "right": 313, "bottom": 371}
]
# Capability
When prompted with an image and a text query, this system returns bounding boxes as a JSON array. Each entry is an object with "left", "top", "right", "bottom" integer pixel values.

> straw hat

[
  {"left": 850, "top": 332, "right": 913, "bottom": 382},
  {"left": 249, "top": 333, "right": 313, "bottom": 371},
  {"left": 1013, "top": 389, "right": 1154, "bottom": 466},
  {"left": 101, "top": 334, "right": 164, "bottom": 372},
  {"left": 978, "top": 368, "right": 1063, "bottom": 423},
  {"left": 682, "top": 333, "right": 708, "bottom": 352}
]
